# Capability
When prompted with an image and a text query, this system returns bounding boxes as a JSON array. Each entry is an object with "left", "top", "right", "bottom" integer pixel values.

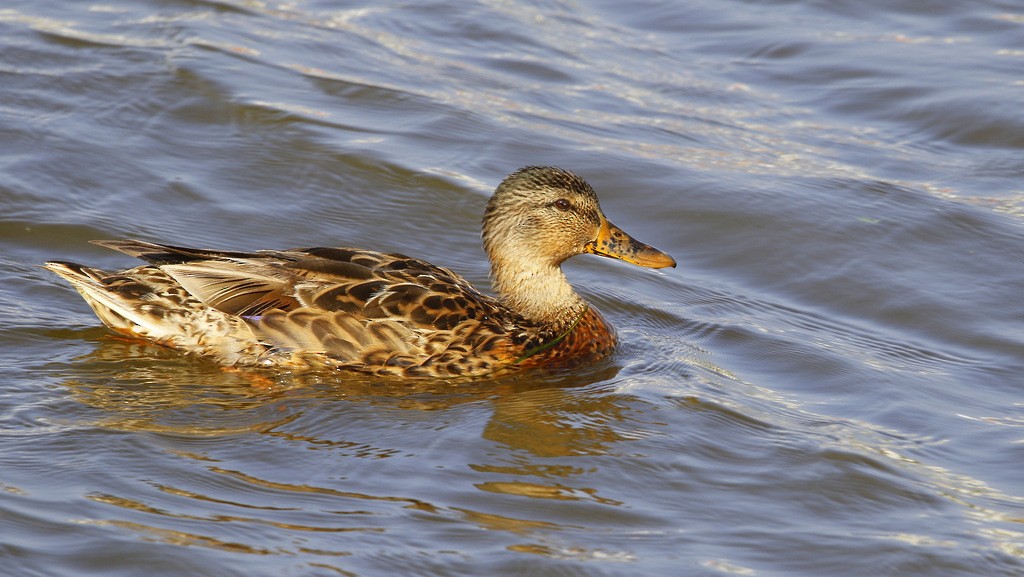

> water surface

[{"left": 2, "top": 0, "right": 1022, "bottom": 576}]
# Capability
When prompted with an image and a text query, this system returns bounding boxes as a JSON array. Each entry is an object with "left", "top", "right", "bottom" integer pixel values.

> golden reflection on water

[
  {"left": 76, "top": 518, "right": 278, "bottom": 555},
  {"left": 204, "top": 465, "right": 439, "bottom": 514},
  {"left": 476, "top": 481, "right": 623, "bottom": 506},
  {"left": 53, "top": 333, "right": 650, "bottom": 566},
  {"left": 452, "top": 508, "right": 563, "bottom": 534},
  {"left": 88, "top": 491, "right": 384, "bottom": 534},
  {"left": 483, "top": 385, "right": 633, "bottom": 457},
  {"left": 60, "top": 333, "right": 627, "bottom": 424}
]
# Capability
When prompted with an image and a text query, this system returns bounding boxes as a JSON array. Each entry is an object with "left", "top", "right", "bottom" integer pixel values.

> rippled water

[{"left": 2, "top": 0, "right": 1023, "bottom": 575}]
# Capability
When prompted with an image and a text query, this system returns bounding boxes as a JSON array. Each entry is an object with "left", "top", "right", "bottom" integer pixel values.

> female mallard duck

[{"left": 45, "top": 166, "right": 675, "bottom": 378}]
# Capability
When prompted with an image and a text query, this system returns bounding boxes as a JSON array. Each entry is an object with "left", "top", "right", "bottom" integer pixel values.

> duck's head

[
  {"left": 482, "top": 166, "right": 675, "bottom": 321},
  {"left": 483, "top": 166, "right": 676, "bottom": 270}
]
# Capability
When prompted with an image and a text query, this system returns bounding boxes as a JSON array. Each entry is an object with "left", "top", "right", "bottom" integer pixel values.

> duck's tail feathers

[
  {"left": 43, "top": 261, "right": 160, "bottom": 337},
  {"left": 44, "top": 260, "right": 266, "bottom": 364}
]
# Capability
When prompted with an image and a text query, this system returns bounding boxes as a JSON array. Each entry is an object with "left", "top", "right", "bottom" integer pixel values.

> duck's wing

[
  {"left": 252, "top": 246, "right": 521, "bottom": 370},
  {"left": 93, "top": 239, "right": 304, "bottom": 317}
]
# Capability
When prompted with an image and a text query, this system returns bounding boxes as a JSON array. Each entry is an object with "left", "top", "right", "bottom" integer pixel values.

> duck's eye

[{"left": 553, "top": 198, "right": 572, "bottom": 211}]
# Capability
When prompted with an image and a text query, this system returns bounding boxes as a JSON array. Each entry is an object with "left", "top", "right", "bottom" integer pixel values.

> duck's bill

[{"left": 584, "top": 219, "right": 677, "bottom": 269}]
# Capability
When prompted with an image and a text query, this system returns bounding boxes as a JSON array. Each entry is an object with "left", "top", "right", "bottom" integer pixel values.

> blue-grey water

[{"left": 2, "top": 1, "right": 1023, "bottom": 576}]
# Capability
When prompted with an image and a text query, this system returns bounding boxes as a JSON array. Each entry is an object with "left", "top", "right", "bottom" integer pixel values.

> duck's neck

[{"left": 490, "top": 256, "right": 588, "bottom": 327}]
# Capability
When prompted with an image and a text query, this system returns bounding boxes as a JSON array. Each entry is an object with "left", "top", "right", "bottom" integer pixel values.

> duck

[{"left": 45, "top": 166, "right": 675, "bottom": 378}]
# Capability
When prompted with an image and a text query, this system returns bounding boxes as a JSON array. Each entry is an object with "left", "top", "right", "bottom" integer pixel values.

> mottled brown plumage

[{"left": 45, "top": 166, "right": 675, "bottom": 378}]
